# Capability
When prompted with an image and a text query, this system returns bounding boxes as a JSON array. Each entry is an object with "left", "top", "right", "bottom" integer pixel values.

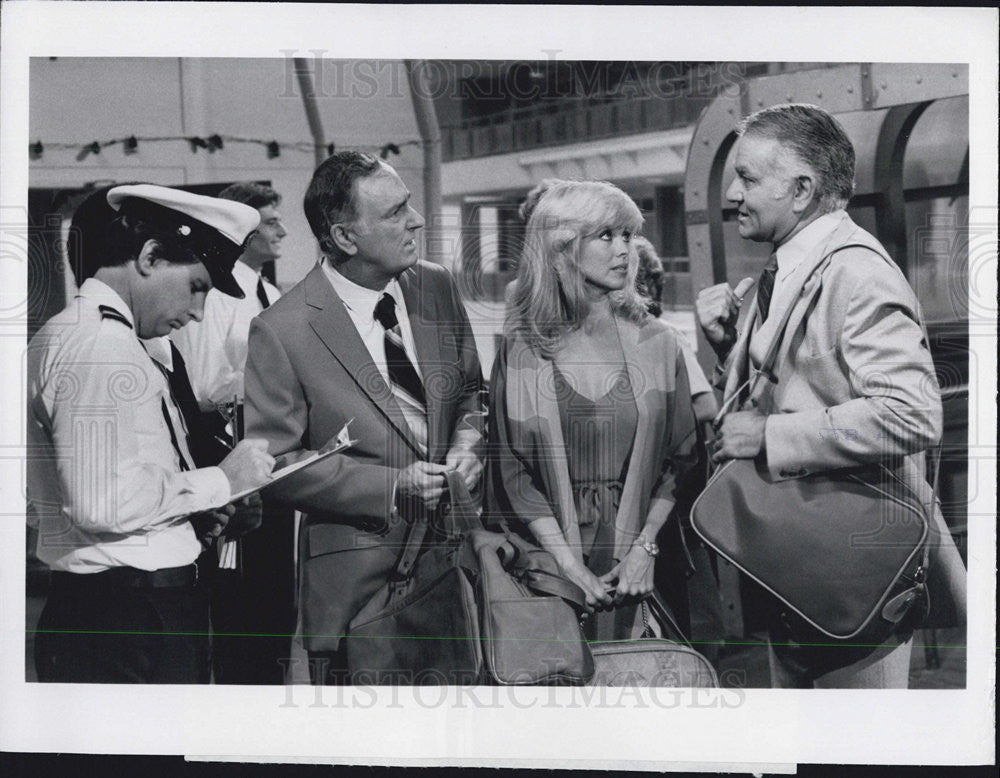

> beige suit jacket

[{"left": 723, "top": 213, "right": 942, "bottom": 483}]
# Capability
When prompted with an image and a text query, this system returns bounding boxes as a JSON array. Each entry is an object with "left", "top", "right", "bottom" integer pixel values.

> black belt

[{"left": 51, "top": 563, "right": 199, "bottom": 590}]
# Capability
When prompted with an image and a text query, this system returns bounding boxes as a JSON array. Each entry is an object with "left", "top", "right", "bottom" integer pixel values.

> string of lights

[{"left": 29, "top": 135, "right": 419, "bottom": 162}]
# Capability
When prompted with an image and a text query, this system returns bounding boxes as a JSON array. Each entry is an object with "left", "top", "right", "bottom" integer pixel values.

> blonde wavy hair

[{"left": 506, "top": 179, "right": 649, "bottom": 357}]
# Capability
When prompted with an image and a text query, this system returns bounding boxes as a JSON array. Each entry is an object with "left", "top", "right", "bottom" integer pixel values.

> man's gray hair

[{"left": 736, "top": 103, "right": 856, "bottom": 212}]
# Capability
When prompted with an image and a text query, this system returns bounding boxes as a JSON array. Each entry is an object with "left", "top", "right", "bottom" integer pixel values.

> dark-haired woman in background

[{"left": 486, "top": 179, "right": 698, "bottom": 640}]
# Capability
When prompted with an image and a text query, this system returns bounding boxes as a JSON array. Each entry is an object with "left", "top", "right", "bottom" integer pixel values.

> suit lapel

[
  {"left": 399, "top": 267, "right": 444, "bottom": 458},
  {"left": 305, "top": 265, "right": 423, "bottom": 456},
  {"left": 733, "top": 214, "right": 860, "bottom": 405},
  {"left": 746, "top": 215, "right": 861, "bottom": 397}
]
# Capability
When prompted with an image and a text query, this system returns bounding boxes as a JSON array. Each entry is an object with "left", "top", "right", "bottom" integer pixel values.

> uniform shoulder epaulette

[{"left": 98, "top": 305, "right": 133, "bottom": 329}]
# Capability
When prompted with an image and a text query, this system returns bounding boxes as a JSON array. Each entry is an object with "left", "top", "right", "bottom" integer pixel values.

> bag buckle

[{"left": 881, "top": 586, "right": 922, "bottom": 624}]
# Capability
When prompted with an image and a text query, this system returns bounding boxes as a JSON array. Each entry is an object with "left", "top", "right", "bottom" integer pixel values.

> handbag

[
  {"left": 471, "top": 528, "right": 594, "bottom": 685},
  {"left": 690, "top": 244, "right": 934, "bottom": 677},
  {"left": 588, "top": 593, "right": 718, "bottom": 688},
  {"left": 344, "top": 471, "right": 484, "bottom": 685},
  {"left": 346, "top": 472, "right": 595, "bottom": 685}
]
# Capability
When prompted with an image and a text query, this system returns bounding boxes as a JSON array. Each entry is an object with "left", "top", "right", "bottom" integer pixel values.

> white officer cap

[{"left": 107, "top": 183, "right": 261, "bottom": 298}]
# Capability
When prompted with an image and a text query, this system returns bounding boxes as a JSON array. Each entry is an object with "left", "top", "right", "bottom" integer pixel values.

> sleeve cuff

[{"left": 191, "top": 466, "right": 233, "bottom": 509}]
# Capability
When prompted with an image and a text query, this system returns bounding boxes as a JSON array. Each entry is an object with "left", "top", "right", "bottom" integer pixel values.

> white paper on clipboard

[{"left": 227, "top": 420, "right": 357, "bottom": 503}]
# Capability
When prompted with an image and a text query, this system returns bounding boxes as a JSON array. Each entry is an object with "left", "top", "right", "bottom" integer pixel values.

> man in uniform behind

[{"left": 172, "top": 181, "right": 295, "bottom": 685}]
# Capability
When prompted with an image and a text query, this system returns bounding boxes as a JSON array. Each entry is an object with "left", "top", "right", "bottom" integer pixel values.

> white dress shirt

[
  {"left": 319, "top": 259, "right": 423, "bottom": 385},
  {"left": 26, "top": 278, "right": 231, "bottom": 572},
  {"left": 171, "top": 259, "right": 280, "bottom": 410}
]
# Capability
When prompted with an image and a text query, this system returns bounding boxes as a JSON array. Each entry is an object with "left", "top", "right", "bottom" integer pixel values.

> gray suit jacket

[{"left": 244, "top": 261, "right": 483, "bottom": 651}]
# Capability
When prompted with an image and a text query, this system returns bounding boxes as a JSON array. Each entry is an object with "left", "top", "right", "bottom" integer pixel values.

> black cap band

[{"left": 116, "top": 196, "right": 250, "bottom": 297}]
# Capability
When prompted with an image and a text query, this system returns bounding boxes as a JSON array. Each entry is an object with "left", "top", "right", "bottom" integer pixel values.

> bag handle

[
  {"left": 495, "top": 532, "right": 590, "bottom": 615},
  {"left": 435, "top": 470, "right": 482, "bottom": 539},
  {"left": 391, "top": 469, "right": 482, "bottom": 585},
  {"left": 522, "top": 568, "right": 589, "bottom": 614},
  {"left": 645, "top": 590, "right": 693, "bottom": 647}
]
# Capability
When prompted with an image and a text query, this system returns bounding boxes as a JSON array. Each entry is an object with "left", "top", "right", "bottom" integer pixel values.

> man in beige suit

[{"left": 696, "top": 103, "right": 965, "bottom": 688}]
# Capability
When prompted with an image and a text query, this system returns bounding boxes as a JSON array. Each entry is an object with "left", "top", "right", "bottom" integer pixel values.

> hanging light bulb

[{"left": 76, "top": 142, "right": 101, "bottom": 161}]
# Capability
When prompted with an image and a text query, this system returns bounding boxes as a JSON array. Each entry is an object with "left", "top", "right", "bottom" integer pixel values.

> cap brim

[{"left": 205, "top": 264, "right": 245, "bottom": 299}]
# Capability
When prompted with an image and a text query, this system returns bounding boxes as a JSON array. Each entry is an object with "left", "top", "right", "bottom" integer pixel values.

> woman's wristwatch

[{"left": 632, "top": 537, "right": 659, "bottom": 557}]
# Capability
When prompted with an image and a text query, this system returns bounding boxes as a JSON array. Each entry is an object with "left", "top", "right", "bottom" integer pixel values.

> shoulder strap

[
  {"left": 740, "top": 242, "right": 872, "bottom": 408},
  {"left": 391, "top": 518, "right": 428, "bottom": 584},
  {"left": 98, "top": 304, "right": 132, "bottom": 329},
  {"left": 745, "top": 241, "right": 944, "bottom": 506}
]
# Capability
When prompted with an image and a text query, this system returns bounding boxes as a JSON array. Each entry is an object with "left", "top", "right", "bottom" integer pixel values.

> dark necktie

[
  {"left": 140, "top": 342, "right": 194, "bottom": 472},
  {"left": 256, "top": 276, "right": 271, "bottom": 310},
  {"left": 166, "top": 342, "right": 201, "bottom": 436},
  {"left": 167, "top": 342, "right": 232, "bottom": 466},
  {"left": 756, "top": 252, "right": 779, "bottom": 324},
  {"left": 373, "top": 293, "right": 428, "bottom": 455}
]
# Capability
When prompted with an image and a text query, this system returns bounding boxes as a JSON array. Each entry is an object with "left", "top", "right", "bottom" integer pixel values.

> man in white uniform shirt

[
  {"left": 27, "top": 184, "right": 275, "bottom": 683},
  {"left": 172, "top": 182, "right": 286, "bottom": 413},
  {"left": 171, "top": 182, "right": 296, "bottom": 685}
]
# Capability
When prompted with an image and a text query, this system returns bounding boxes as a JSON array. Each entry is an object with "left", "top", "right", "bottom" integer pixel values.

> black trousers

[
  {"left": 35, "top": 567, "right": 210, "bottom": 684},
  {"left": 307, "top": 647, "right": 350, "bottom": 686},
  {"left": 210, "top": 502, "right": 296, "bottom": 685}
]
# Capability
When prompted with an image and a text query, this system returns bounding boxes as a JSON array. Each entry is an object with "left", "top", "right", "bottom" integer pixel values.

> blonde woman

[{"left": 486, "top": 180, "right": 697, "bottom": 640}]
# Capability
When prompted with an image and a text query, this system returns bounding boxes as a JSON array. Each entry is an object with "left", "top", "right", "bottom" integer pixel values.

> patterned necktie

[
  {"left": 373, "top": 292, "right": 428, "bottom": 455},
  {"left": 756, "top": 252, "right": 779, "bottom": 324},
  {"left": 256, "top": 276, "right": 271, "bottom": 310}
]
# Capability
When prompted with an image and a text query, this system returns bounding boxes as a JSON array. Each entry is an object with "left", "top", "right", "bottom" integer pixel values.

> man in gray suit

[
  {"left": 244, "top": 152, "right": 483, "bottom": 684},
  {"left": 696, "top": 104, "right": 964, "bottom": 688}
]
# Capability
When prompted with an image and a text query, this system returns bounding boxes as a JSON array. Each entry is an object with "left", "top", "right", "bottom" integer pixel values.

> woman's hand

[
  {"left": 599, "top": 546, "right": 656, "bottom": 605},
  {"left": 557, "top": 556, "right": 614, "bottom": 611}
]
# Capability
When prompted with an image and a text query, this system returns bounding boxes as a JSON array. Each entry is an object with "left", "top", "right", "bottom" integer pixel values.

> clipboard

[{"left": 226, "top": 420, "right": 357, "bottom": 502}]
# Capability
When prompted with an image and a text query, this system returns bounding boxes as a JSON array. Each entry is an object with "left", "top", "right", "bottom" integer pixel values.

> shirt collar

[
  {"left": 320, "top": 259, "right": 402, "bottom": 320},
  {"left": 142, "top": 336, "right": 174, "bottom": 370},
  {"left": 232, "top": 259, "right": 261, "bottom": 296},
  {"left": 79, "top": 278, "right": 173, "bottom": 368},
  {"left": 774, "top": 210, "right": 845, "bottom": 281},
  {"left": 78, "top": 277, "right": 135, "bottom": 328}
]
